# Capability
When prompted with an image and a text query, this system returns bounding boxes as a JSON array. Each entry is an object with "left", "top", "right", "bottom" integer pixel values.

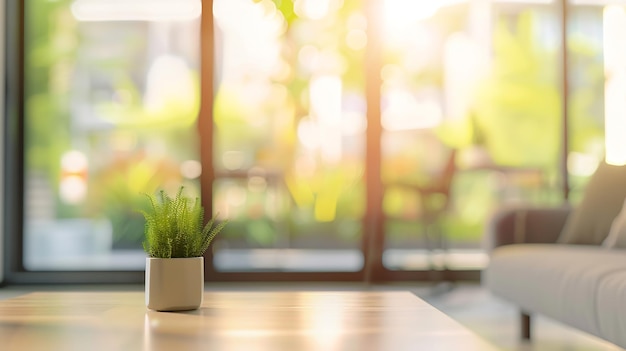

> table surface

[{"left": 0, "top": 291, "right": 498, "bottom": 351}]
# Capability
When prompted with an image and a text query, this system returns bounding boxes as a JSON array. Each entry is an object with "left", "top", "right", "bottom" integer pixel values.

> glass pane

[
  {"left": 568, "top": 2, "right": 614, "bottom": 200},
  {"left": 381, "top": 1, "right": 562, "bottom": 271},
  {"left": 212, "top": 0, "right": 365, "bottom": 272},
  {"left": 23, "top": 0, "right": 201, "bottom": 270}
]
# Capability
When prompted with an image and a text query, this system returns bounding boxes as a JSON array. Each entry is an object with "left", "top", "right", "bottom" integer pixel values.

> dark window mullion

[
  {"left": 199, "top": 0, "right": 217, "bottom": 278},
  {"left": 363, "top": 0, "right": 385, "bottom": 282}
]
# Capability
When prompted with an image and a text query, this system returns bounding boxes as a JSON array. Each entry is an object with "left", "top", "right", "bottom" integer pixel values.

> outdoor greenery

[
  {"left": 22, "top": 0, "right": 607, "bottom": 270},
  {"left": 25, "top": 1, "right": 74, "bottom": 195},
  {"left": 141, "top": 186, "right": 227, "bottom": 258}
]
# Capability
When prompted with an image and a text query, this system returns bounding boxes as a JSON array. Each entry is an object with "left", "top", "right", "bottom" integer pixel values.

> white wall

[{"left": 0, "top": 0, "right": 5, "bottom": 284}]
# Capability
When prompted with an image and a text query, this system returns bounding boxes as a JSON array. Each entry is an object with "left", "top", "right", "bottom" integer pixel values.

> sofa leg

[{"left": 521, "top": 312, "right": 531, "bottom": 340}]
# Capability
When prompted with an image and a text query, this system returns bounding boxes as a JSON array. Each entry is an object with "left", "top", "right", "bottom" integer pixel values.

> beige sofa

[{"left": 483, "top": 162, "right": 626, "bottom": 349}]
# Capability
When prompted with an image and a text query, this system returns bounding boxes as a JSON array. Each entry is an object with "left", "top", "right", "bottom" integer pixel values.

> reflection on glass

[
  {"left": 301, "top": 293, "right": 345, "bottom": 350},
  {"left": 23, "top": 1, "right": 200, "bottom": 270}
]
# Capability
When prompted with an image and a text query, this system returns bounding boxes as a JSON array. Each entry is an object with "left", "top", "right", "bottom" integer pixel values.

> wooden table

[{"left": 0, "top": 291, "right": 498, "bottom": 350}]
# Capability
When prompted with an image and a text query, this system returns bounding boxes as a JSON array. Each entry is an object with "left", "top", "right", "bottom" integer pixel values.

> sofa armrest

[{"left": 485, "top": 206, "right": 572, "bottom": 249}]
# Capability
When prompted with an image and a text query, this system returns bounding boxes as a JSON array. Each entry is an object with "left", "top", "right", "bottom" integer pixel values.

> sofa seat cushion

[
  {"left": 596, "top": 270, "right": 626, "bottom": 348},
  {"left": 483, "top": 244, "right": 626, "bottom": 340}
]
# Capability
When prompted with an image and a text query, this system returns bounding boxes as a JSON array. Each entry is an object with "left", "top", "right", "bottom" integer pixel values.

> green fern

[{"left": 140, "top": 186, "right": 227, "bottom": 258}]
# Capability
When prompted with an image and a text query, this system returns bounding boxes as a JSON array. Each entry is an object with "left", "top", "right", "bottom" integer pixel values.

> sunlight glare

[
  {"left": 297, "top": 117, "right": 321, "bottom": 150},
  {"left": 61, "top": 150, "right": 88, "bottom": 174},
  {"left": 298, "top": 45, "right": 319, "bottom": 73},
  {"left": 603, "top": 5, "right": 626, "bottom": 166},
  {"left": 383, "top": 0, "right": 439, "bottom": 40},
  {"left": 71, "top": 0, "right": 201, "bottom": 21},
  {"left": 180, "top": 160, "right": 202, "bottom": 179},
  {"left": 60, "top": 176, "right": 87, "bottom": 204},
  {"left": 222, "top": 151, "right": 245, "bottom": 171},
  {"left": 444, "top": 33, "right": 486, "bottom": 120},
  {"left": 143, "top": 55, "right": 196, "bottom": 115},
  {"left": 295, "top": 0, "right": 331, "bottom": 20},
  {"left": 302, "top": 294, "right": 345, "bottom": 349},
  {"left": 310, "top": 76, "right": 342, "bottom": 127},
  {"left": 568, "top": 152, "right": 600, "bottom": 177},
  {"left": 346, "top": 30, "right": 367, "bottom": 50},
  {"left": 382, "top": 90, "right": 442, "bottom": 131},
  {"left": 214, "top": 0, "right": 283, "bottom": 85},
  {"left": 60, "top": 150, "right": 89, "bottom": 204},
  {"left": 310, "top": 76, "right": 343, "bottom": 163},
  {"left": 382, "top": 0, "right": 466, "bottom": 43}
]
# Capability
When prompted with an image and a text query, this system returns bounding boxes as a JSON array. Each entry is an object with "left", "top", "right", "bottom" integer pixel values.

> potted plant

[{"left": 140, "top": 186, "right": 226, "bottom": 311}]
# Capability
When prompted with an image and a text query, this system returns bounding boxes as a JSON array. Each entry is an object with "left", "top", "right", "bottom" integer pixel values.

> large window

[
  {"left": 21, "top": 1, "right": 201, "bottom": 271},
  {"left": 4, "top": 0, "right": 620, "bottom": 282}
]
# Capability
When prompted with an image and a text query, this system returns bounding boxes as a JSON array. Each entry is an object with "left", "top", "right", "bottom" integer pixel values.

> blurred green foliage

[
  {"left": 474, "top": 12, "right": 561, "bottom": 168},
  {"left": 25, "top": 1, "right": 74, "bottom": 186},
  {"left": 473, "top": 11, "right": 603, "bottom": 168},
  {"left": 24, "top": 1, "right": 604, "bottom": 255}
]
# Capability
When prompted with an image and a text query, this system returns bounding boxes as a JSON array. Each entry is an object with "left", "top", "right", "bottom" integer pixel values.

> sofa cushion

[
  {"left": 596, "top": 269, "right": 626, "bottom": 348},
  {"left": 603, "top": 198, "right": 626, "bottom": 249},
  {"left": 483, "top": 244, "right": 626, "bottom": 339},
  {"left": 557, "top": 162, "right": 626, "bottom": 245}
]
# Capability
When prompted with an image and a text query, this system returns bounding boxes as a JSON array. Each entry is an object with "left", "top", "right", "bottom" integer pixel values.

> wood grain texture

[{"left": 0, "top": 291, "right": 498, "bottom": 351}]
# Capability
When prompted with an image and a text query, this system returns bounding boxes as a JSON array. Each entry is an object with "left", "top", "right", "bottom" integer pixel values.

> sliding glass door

[
  {"left": 380, "top": 1, "right": 566, "bottom": 273},
  {"left": 6, "top": 0, "right": 616, "bottom": 282}
]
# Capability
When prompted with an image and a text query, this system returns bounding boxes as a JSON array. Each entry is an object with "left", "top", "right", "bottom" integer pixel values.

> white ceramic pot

[{"left": 145, "top": 257, "right": 204, "bottom": 311}]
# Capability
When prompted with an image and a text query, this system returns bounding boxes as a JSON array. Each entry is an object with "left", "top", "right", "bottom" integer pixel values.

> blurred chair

[{"left": 387, "top": 148, "right": 458, "bottom": 274}]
